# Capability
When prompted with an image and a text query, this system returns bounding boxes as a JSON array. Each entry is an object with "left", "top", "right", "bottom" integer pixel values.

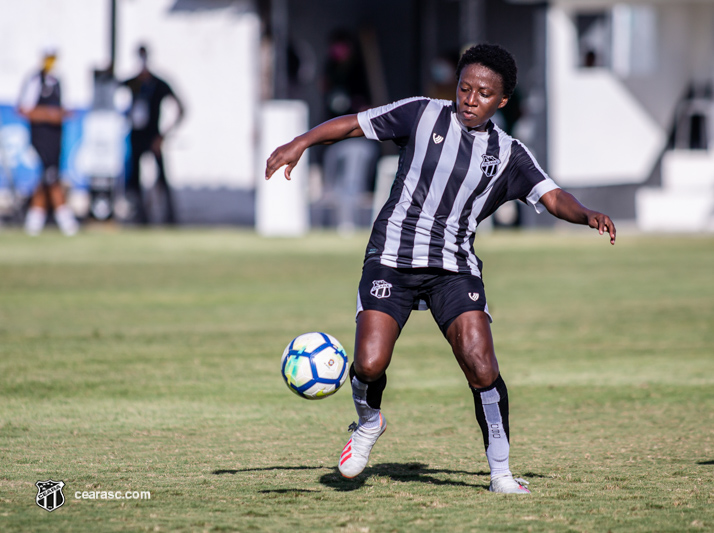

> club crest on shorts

[
  {"left": 370, "top": 280, "right": 392, "bottom": 299},
  {"left": 480, "top": 154, "right": 500, "bottom": 178},
  {"left": 468, "top": 292, "right": 480, "bottom": 302},
  {"left": 35, "top": 480, "right": 65, "bottom": 512}
]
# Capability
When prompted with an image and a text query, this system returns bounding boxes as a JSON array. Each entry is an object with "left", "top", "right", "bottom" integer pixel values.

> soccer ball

[{"left": 281, "top": 332, "right": 349, "bottom": 400}]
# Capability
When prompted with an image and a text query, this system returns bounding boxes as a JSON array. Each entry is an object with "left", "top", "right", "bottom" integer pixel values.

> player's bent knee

[
  {"left": 353, "top": 336, "right": 392, "bottom": 382},
  {"left": 353, "top": 359, "right": 386, "bottom": 383},
  {"left": 450, "top": 329, "right": 491, "bottom": 361},
  {"left": 457, "top": 345, "right": 499, "bottom": 378},
  {"left": 353, "top": 310, "right": 398, "bottom": 383},
  {"left": 465, "top": 360, "right": 500, "bottom": 389},
  {"left": 447, "top": 317, "right": 499, "bottom": 387}
]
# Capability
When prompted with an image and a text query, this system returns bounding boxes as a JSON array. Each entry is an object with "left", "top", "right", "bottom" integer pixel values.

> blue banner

[{"left": 0, "top": 105, "right": 91, "bottom": 196}]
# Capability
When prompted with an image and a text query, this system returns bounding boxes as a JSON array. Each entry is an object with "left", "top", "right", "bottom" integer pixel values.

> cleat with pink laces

[
  {"left": 489, "top": 473, "right": 531, "bottom": 494},
  {"left": 338, "top": 413, "right": 387, "bottom": 478}
]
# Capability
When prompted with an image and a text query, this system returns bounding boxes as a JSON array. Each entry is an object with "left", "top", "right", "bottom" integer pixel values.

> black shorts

[
  {"left": 356, "top": 259, "right": 492, "bottom": 336},
  {"left": 31, "top": 126, "right": 62, "bottom": 185}
]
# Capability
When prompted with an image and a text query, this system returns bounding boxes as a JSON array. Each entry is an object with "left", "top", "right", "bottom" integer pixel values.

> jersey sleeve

[
  {"left": 357, "top": 97, "right": 429, "bottom": 145},
  {"left": 504, "top": 140, "right": 559, "bottom": 214}
]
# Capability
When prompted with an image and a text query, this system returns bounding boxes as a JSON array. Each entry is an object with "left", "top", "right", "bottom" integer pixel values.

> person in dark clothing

[
  {"left": 121, "top": 45, "right": 185, "bottom": 224},
  {"left": 323, "top": 29, "right": 371, "bottom": 119}
]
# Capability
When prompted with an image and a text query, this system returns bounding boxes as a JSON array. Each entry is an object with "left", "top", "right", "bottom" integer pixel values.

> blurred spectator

[
  {"left": 584, "top": 50, "right": 598, "bottom": 68},
  {"left": 495, "top": 85, "right": 522, "bottom": 136},
  {"left": 321, "top": 29, "right": 378, "bottom": 234},
  {"left": 120, "top": 44, "right": 185, "bottom": 225},
  {"left": 428, "top": 53, "right": 458, "bottom": 101},
  {"left": 323, "top": 29, "right": 371, "bottom": 119},
  {"left": 17, "top": 47, "right": 78, "bottom": 236}
]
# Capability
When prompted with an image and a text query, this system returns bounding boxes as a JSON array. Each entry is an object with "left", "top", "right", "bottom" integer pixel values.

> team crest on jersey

[
  {"left": 432, "top": 133, "right": 444, "bottom": 144},
  {"left": 480, "top": 154, "right": 501, "bottom": 178},
  {"left": 35, "top": 480, "right": 65, "bottom": 512},
  {"left": 370, "top": 280, "right": 392, "bottom": 299}
]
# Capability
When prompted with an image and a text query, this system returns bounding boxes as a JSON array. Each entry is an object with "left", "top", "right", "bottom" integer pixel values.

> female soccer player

[{"left": 265, "top": 43, "right": 616, "bottom": 494}]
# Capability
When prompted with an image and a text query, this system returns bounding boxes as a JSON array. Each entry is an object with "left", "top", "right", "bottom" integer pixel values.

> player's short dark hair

[{"left": 456, "top": 44, "right": 518, "bottom": 98}]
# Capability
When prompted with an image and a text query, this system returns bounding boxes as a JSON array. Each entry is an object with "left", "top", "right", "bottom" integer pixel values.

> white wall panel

[
  {"left": 115, "top": 0, "right": 260, "bottom": 188},
  {"left": 547, "top": 5, "right": 665, "bottom": 186},
  {"left": 0, "top": 0, "right": 108, "bottom": 109},
  {"left": 0, "top": 0, "right": 261, "bottom": 190}
]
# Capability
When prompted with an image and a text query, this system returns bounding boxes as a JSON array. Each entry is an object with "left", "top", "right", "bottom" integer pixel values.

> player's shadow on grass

[
  {"left": 212, "top": 466, "right": 326, "bottom": 475},
  {"left": 319, "top": 462, "right": 491, "bottom": 492},
  {"left": 697, "top": 460, "right": 714, "bottom": 465},
  {"left": 259, "top": 488, "right": 321, "bottom": 494},
  {"left": 213, "top": 464, "right": 547, "bottom": 493}
]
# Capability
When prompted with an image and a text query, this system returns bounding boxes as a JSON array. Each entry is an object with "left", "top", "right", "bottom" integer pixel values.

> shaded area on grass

[
  {"left": 212, "top": 462, "right": 495, "bottom": 491},
  {"left": 212, "top": 466, "right": 328, "bottom": 475},
  {"left": 320, "top": 462, "right": 491, "bottom": 492},
  {"left": 259, "top": 488, "right": 322, "bottom": 494}
]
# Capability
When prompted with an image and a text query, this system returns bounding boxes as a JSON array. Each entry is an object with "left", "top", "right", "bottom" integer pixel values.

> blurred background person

[
  {"left": 427, "top": 52, "right": 458, "bottom": 101},
  {"left": 321, "top": 29, "right": 379, "bottom": 235},
  {"left": 121, "top": 44, "right": 185, "bottom": 225},
  {"left": 323, "top": 29, "right": 371, "bottom": 120},
  {"left": 17, "top": 47, "right": 78, "bottom": 236}
]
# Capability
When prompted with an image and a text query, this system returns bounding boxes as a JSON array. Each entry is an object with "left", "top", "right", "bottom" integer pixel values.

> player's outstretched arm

[
  {"left": 265, "top": 114, "right": 364, "bottom": 180},
  {"left": 540, "top": 189, "right": 616, "bottom": 245}
]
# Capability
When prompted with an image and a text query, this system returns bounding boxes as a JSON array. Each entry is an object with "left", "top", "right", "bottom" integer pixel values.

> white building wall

[
  {"left": 0, "top": 0, "right": 108, "bottom": 110},
  {"left": 115, "top": 0, "right": 260, "bottom": 189},
  {"left": 618, "top": 5, "right": 696, "bottom": 129},
  {"left": 0, "top": 0, "right": 261, "bottom": 190},
  {"left": 547, "top": 4, "right": 665, "bottom": 186}
]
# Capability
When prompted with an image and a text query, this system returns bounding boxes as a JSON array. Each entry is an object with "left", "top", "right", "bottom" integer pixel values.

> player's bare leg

[
  {"left": 24, "top": 185, "right": 48, "bottom": 236},
  {"left": 47, "top": 181, "right": 78, "bottom": 236},
  {"left": 353, "top": 309, "right": 398, "bottom": 381},
  {"left": 339, "top": 310, "right": 398, "bottom": 478},
  {"left": 25, "top": 173, "right": 77, "bottom": 236},
  {"left": 447, "top": 311, "right": 530, "bottom": 494}
]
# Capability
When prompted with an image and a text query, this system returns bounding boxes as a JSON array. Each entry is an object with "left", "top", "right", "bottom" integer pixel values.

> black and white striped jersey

[{"left": 357, "top": 97, "right": 559, "bottom": 277}]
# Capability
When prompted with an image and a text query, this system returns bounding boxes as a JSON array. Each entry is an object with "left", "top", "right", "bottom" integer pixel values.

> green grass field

[{"left": 1, "top": 227, "right": 712, "bottom": 532}]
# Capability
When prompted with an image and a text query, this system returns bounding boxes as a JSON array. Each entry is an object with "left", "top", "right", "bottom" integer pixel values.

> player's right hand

[{"left": 265, "top": 139, "right": 304, "bottom": 181}]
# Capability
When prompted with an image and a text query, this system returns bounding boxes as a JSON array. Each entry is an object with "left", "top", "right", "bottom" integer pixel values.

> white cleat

[
  {"left": 55, "top": 205, "right": 79, "bottom": 236},
  {"left": 24, "top": 207, "right": 46, "bottom": 236},
  {"left": 338, "top": 413, "right": 387, "bottom": 478},
  {"left": 489, "top": 473, "right": 531, "bottom": 494}
]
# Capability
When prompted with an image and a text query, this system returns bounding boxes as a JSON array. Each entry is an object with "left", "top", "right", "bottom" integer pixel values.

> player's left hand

[{"left": 588, "top": 213, "right": 616, "bottom": 245}]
